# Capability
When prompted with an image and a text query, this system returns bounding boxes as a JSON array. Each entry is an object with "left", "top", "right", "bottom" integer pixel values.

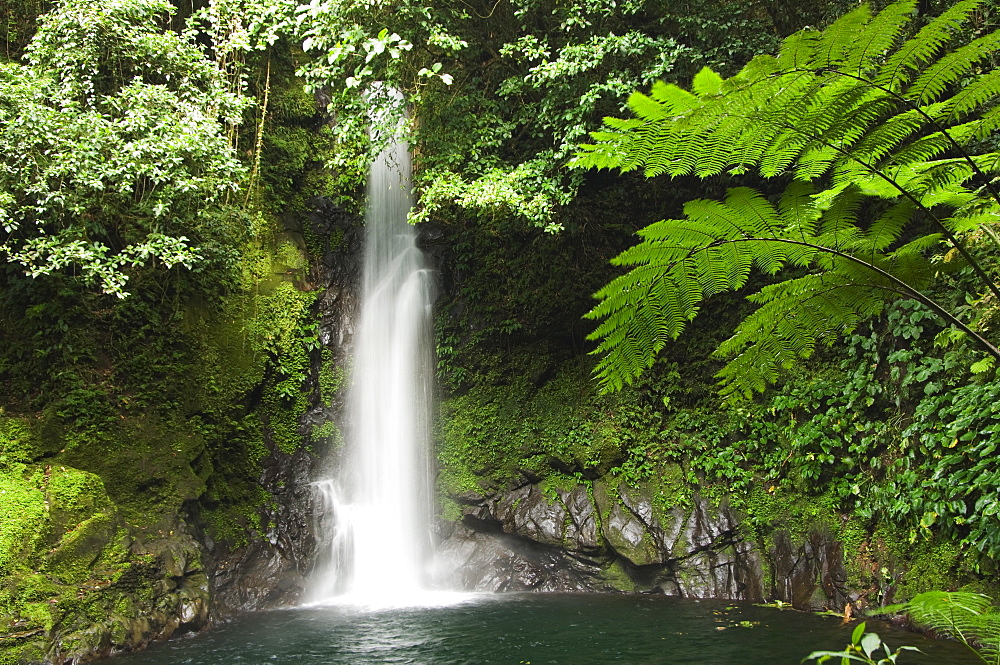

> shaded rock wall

[
  {"left": 206, "top": 445, "right": 318, "bottom": 618},
  {"left": 436, "top": 479, "right": 853, "bottom": 613}
]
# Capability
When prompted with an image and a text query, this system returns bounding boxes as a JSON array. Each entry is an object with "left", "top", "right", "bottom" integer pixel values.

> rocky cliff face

[
  {"left": 204, "top": 196, "right": 363, "bottom": 621},
  {"left": 436, "top": 479, "right": 855, "bottom": 613}
]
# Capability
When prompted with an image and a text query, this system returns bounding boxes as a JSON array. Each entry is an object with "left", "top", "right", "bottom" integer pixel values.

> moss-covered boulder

[{"left": 0, "top": 419, "right": 215, "bottom": 665}]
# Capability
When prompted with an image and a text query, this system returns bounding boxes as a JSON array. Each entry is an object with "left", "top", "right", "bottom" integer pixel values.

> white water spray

[{"left": 310, "top": 106, "right": 437, "bottom": 605}]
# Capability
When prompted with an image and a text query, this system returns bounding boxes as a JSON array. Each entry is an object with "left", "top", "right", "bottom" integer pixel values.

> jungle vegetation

[{"left": 1, "top": 0, "right": 1000, "bottom": 661}]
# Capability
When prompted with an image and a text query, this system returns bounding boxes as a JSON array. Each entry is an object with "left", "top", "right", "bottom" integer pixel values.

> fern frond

[
  {"left": 691, "top": 67, "right": 723, "bottom": 97},
  {"left": 817, "top": 185, "right": 864, "bottom": 240},
  {"left": 866, "top": 199, "right": 915, "bottom": 251},
  {"left": 820, "top": 92, "right": 897, "bottom": 151},
  {"left": 716, "top": 274, "right": 891, "bottom": 399},
  {"left": 626, "top": 90, "right": 671, "bottom": 123},
  {"left": 881, "top": 233, "right": 941, "bottom": 286},
  {"left": 944, "top": 208, "right": 1000, "bottom": 235},
  {"left": 975, "top": 106, "right": 1000, "bottom": 141},
  {"left": 777, "top": 29, "right": 821, "bottom": 70},
  {"left": 943, "top": 69, "right": 1000, "bottom": 123},
  {"left": 576, "top": 0, "right": 1000, "bottom": 396},
  {"left": 844, "top": 0, "right": 916, "bottom": 75},
  {"left": 758, "top": 132, "right": 804, "bottom": 178},
  {"left": 849, "top": 102, "right": 939, "bottom": 165},
  {"left": 724, "top": 187, "right": 784, "bottom": 240},
  {"left": 646, "top": 80, "right": 699, "bottom": 113},
  {"left": 906, "top": 30, "right": 1000, "bottom": 105},
  {"left": 881, "top": 590, "right": 1000, "bottom": 660},
  {"left": 875, "top": 0, "right": 982, "bottom": 92},
  {"left": 885, "top": 125, "right": 958, "bottom": 168},
  {"left": 787, "top": 75, "right": 866, "bottom": 149},
  {"left": 813, "top": 4, "right": 873, "bottom": 69}
]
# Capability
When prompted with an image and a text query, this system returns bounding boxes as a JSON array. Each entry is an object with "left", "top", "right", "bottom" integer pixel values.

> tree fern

[
  {"left": 879, "top": 591, "right": 1000, "bottom": 665},
  {"left": 574, "top": 0, "right": 1000, "bottom": 396}
]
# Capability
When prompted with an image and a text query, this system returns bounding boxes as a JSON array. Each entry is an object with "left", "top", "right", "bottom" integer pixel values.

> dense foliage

[
  {"left": 2, "top": 0, "right": 1000, "bottom": 661},
  {"left": 0, "top": 0, "right": 249, "bottom": 297}
]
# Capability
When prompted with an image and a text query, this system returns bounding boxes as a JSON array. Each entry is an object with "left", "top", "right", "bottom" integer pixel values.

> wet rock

[
  {"left": 208, "top": 445, "right": 317, "bottom": 617},
  {"left": 432, "top": 523, "right": 603, "bottom": 592},
  {"left": 208, "top": 197, "right": 365, "bottom": 620},
  {"left": 490, "top": 484, "right": 567, "bottom": 547},
  {"left": 442, "top": 479, "right": 767, "bottom": 600},
  {"left": 769, "top": 528, "right": 850, "bottom": 611},
  {"left": 559, "top": 485, "right": 600, "bottom": 550}
]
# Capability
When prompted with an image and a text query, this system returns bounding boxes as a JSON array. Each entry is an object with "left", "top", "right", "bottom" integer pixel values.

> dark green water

[{"left": 103, "top": 594, "right": 979, "bottom": 664}]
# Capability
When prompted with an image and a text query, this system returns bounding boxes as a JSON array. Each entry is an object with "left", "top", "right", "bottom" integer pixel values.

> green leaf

[
  {"left": 859, "top": 632, "right": 880, "bottom": 657},
  {"left": 971, "top": 356, "right": 995, "bottom": 374},
  {"left": 691, "top": 66, "right": 723, "bottom": 96}
]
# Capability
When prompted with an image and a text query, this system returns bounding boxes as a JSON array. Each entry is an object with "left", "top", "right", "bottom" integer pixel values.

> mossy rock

[
  {"left": 0, "top": 637, "right": 48, "bottom": 665},
  {"left": 45, "top": 468, "right": 114, "bottom": 538},
  {"left": 45, "top": 512, "right": 119, "bottom": 585},
  {"left": 592, "top": 478, "right": 661, "bottom": 566},
  {"left": 58, "top": 418, "right": 207, "bottom": 526},
  {"left": 273, "top": 234, "right": 309, "bottom": 273},
  {"left": 0, "top": 417, "right": 56, "bottom": 467},
  {"left": 599, "top": 558, "right": 636, "bottom": 592}
]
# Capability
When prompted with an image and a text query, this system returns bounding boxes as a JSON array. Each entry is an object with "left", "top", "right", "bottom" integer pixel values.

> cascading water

[{"left": 310, "top": 105, "right": 436, "bottom": 605}]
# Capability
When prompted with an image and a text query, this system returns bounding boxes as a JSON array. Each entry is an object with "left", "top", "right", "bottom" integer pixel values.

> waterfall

[{"left": 310, "top": 110, "right": 436, "bottom": 604}]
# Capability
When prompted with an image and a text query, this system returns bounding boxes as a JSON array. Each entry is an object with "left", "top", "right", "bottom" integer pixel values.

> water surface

[{"left": 104, "top": 593, "right": 980, "bottom": 664}]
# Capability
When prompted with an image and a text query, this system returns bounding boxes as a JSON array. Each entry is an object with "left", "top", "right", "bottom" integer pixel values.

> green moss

[
  {"left": 837, "top": 517, "right": 874, "bottom": 590},
  {"left": 318, "top": 356, "right": 344, "bottom": 404},
  {"left": 0, "top": 456, "right": 148, "bottom": 662},
  {"left": 895, "top": 540, "right": 965, "bottom": 601},
  {"left": 0, "top": 469, "right": 46, "bottom": 576},
  {"left": 0, "top": 417, "right": 46, "bottom": 466},
  {"left": 309, "top": 420, "right": 337, "bottom": 442},
  {"left": 437, "top": 356, "right": 643, "bottom": 500},
  {"left": 538, "top": 473, "right": 580, "bottom": 501},
  {"left": 600, "top": 558, "right": 636, "bottom": 592},
  {"left": 644, "top": 463, "right": 691, "bottom": 521},
  {"left": 0, "top": 640, "right": 47, "bottom": 665},
  {"left": 734, "top": 485, "right": 841, "bottom": 543},
  {"left": 45, "top": 468, "right": 112, "bottom": 534},
  {"left": 45, "top": 512, "right": 117, "bottom": 584},
  {"left": 437, "top": 495, "right": 464, "bottom": 522},
  {"left": 57, "top": 417, "right": 206, "bottom": 526},
  {"left": 273, "top": 238, "right": 309, "bottom": 273}
]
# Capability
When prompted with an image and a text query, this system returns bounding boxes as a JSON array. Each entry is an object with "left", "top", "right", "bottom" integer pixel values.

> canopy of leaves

[
  {"left": 575, "top": 0, "right": 1000, "bottom": 398},
  {"left": 290, "top": 0, "right": 863, "bottom": 232}
]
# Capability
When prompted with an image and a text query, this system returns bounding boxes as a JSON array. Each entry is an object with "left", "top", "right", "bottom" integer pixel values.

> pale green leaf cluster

[
  {"left": 411, "top": 160, "right": 567, "bottom": 232},
  {"left": 293, "top": 0, "right": 453, "bottom": 185},
  {"left": 190, "top": 0, "right": 298, "bottom": 60},
  {"left": 575, "top": 0, "right": 1000, "bottom": 397},
  {"left": 291, "top": 0, "right": 690, "bottom": 231}
]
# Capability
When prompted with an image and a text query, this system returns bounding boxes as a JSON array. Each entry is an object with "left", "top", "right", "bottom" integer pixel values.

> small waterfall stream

[{"left": 311, "top": 113, "right": 436, "bottom": 604}]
